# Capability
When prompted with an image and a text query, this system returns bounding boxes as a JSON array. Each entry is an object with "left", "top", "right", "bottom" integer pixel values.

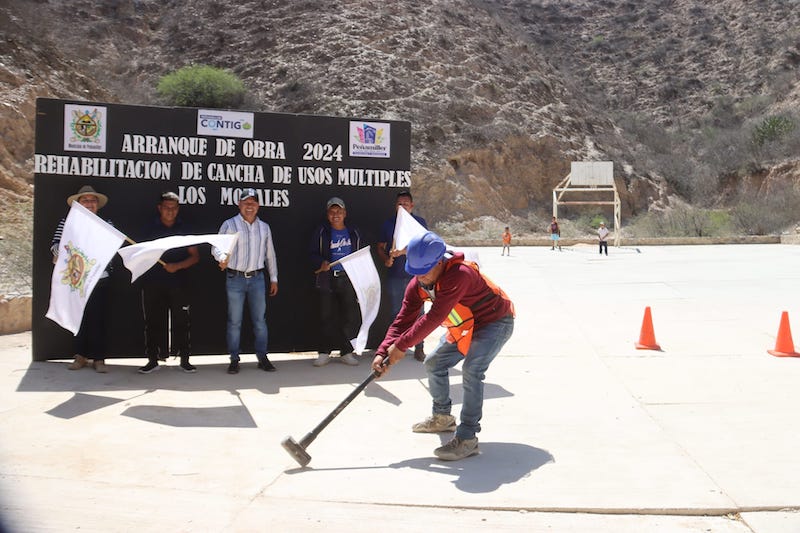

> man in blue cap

[{"left": 372, "top": 231, "right": 515, "bottom": 460}]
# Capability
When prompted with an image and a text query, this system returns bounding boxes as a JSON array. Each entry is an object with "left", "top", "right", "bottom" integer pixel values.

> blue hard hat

[{"left": 405, "top": 231, "right": 446, "bottom": 275}]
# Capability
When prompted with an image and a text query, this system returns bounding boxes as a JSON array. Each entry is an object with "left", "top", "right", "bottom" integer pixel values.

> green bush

[
  {"left": 157, "top": 65, "right": 246, "bottom": 108},
  {"left": 627, "top": 206, "right": 732, "bottom": 238},
  {"left": 752, "top": 115, "right": 795, "bottom": 147}
]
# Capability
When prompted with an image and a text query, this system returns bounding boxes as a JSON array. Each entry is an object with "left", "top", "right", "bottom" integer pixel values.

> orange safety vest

[{"left": 418, "top": 258, "right": 514, "bottom": 356}]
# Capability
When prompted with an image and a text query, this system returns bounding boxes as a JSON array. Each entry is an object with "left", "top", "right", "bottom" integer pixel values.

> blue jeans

[
  {"left": 387, "top": 276, "right": 410, "bottom": 318},
  {"left": 425, "top": 316, "right": 514, "bottom": 440},
  {"left": 225, "top": 272, "right": 268, "bottom": 362}
]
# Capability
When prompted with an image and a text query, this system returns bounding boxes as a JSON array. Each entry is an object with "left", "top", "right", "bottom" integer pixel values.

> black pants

[
  {"left": 599, "top": 241, "right": 608, "bottom": 255},
  {"left": 142, "top": 285, "right": 191, "bottom": 360},
  {"left": 318, "top": 274, "right": 361, "bottom": 355},
  {"left": 75, "top": 278, "right": 109, "bottom": 359}
]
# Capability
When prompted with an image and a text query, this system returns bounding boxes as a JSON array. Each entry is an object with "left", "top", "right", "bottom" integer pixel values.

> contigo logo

[
  {"left": 199, "top": 114, "right": 251, "bottom": 131},
  {"left": 196, "top": 109, "right": 255, "bottom": 139}
]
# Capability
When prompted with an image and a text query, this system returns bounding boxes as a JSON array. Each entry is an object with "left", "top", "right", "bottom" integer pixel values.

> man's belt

[
  {"left": 332, "top": 269, "right": 348, "bottom": 277},
  {"left": 227, "top": 268, "right": 264, "bottom": 278}
]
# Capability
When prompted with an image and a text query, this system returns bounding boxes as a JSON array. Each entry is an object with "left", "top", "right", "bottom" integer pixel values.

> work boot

[
  {"left": 434, "top": 436, "right": 480, "bottom": 461},
  {"left": 68, "top": 355, "right": 89, "bottom": 370},
  {"left": 227, "top": 361, "right": 240, "bottom": 374},
  {"left": 138, "top": 360, "right": 160, "bottom": 374},
  {"left": 412, "top": 413, "right": 456, "bottom": 433},
  {"left": 93, "top": 360, "right": 108, "bottom": 373},
  {"left": 313, "top": 352, "right": 331, "bottom": 367},
  {"left": 179, "top": 357, "right": 197, "bottom": 373}
]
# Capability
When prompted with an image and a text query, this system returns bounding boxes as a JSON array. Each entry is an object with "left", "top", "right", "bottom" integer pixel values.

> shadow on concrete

[
  {"left": 121, "top": 404, "right": 257, "bottom": 428},
  {"left": 16, "top": 357, "right": 515, "bottom": 405},
  {"left": 16, "top": 357, "right": 429, "bottom": 393},
  {"left": 285, "top": 442, "right": 554, "bottom": 493},
  {"left": 46, "top": 392, "right": 126, "bottom": 419},
  {"left": 389, "top": 443, "right": 554, "bottom": 493}
]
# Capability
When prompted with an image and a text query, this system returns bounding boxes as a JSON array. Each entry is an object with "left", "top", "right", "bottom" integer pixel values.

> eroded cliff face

[{"left": 1, "top": 0, "right": 799, "bottom": 241}]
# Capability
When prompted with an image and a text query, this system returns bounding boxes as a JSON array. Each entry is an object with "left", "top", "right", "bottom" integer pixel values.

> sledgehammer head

[{"left": 281, "top": 436, "right": 312, "bottom": 467}]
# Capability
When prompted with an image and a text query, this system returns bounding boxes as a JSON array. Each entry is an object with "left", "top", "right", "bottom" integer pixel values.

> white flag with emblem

[
  {"left": 46, "top": 201, "right": 126, "bottom": 335},
  {"left": 338, "top": 246, "right": 381, "bottom": 354}
]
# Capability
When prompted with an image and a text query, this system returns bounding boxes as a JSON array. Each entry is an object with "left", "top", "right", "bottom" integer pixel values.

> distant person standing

[
  {"left": 137, "top": 192, "right": 200, "bottom": 374},
  {"left": 598, "top": 221, "right": 609, "bottom": 256},
  {"left": 212, "top": 188, "right": 279, "bottom": 375},
  {"left": 501, "top": 226, "right": 512, "bottom": 256},
  {"left": 550, "top": 216, "right": 561, "bottom": 251},
  {"left": 377, "top": 191, "right": 428, "bottom": 362}
]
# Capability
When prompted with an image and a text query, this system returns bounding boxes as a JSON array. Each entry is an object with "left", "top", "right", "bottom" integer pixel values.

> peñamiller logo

[
  {"left": 349, "top": 121, "right": 391, "bottom": 158},
  {"left": 64, "top": 104, "right": 107, "bottom": 152},
  {"left": 197, "top": 109, "right": 254, "bottom": 139}
]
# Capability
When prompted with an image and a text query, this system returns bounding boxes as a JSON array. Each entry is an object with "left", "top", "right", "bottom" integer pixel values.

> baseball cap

[
  {"left": 240, "top": 188, "right": 257, "bottom": 202},
  {"left": 160, "top": 191, "right": 180, "bottom": 202},
  {"left": 326, "top": 197, "right": 345, "bottom": 209}
]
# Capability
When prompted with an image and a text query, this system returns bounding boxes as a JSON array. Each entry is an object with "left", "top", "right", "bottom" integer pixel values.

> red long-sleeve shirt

[{"left": 377, "top": 253, "right": 513, "bottom": 355}]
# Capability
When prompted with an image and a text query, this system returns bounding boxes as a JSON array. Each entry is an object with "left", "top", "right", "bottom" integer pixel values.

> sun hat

[{"left": 67, "top": 185, "right": 108, "bottom": 208}]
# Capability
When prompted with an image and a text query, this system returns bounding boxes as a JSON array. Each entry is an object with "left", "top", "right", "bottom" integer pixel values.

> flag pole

[{"left": 314, "top": 258, "right": 342, "bottom": 275}]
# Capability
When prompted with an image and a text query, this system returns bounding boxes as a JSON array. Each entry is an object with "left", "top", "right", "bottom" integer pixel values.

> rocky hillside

[{"left": 2, "top": 0, "right": 800, "bottom": 244}]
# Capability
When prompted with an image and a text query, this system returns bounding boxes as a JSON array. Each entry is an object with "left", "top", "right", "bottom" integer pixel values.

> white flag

[
  {"left": 394, "top": 206, "right": 481, "bottom": 266},
  {"left": 338, "top": 246, "right": 381, "bottom": 354},
  {"left": 393, "top": 205, "right": 428, "bottom": 251},
  {"left": 118, "top": 233, "right": 238, "bottom": 282},
  {"left": 46, "top": 202, "right": 127, "bottom": 335}
]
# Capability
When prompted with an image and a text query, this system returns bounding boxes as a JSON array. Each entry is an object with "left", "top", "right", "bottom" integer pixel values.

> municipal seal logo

[
  {"left": 59, "top": 243, "right": 96, "bottom": 297},
  {"left": 71, "top": 109, "right": 101, "bottom": 142}
]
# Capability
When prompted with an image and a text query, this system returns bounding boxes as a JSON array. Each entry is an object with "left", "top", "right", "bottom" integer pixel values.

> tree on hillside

[{"left": 157, "top": 65, "right": 246, "bottom": 109}]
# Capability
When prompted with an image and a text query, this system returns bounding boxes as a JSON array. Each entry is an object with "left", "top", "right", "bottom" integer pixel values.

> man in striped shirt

[{"left": 212, "top": 188, "right": 279, "bottom": 374}]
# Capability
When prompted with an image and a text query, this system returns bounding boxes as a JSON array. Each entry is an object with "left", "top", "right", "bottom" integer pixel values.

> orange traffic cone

[
  {"left": 768, "top": 311, "right": 799, "bottom": 357},
  {"left": 635, "top": 306, "right": 661, "bottom": 350}
]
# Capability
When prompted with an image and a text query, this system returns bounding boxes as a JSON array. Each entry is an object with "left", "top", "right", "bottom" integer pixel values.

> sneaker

[
  {"left": 434, "top": 436, "right": 480, "bottom": 461},
  {"left": 68, "top": 354, "right": 89, "bottom": 370},
  {"left": 93, "top": 360, "right": 108, "bottom": 373},
  {"left": 339, "top": 352, "right": 358, "bottom": 366},
  {"left": 258, "top": 358, "right": 277, "bottom": 372},
  {"left": 413, "top": 346, "right": 426, "bottom": 362},
  {"left": 313, "top": 352, "right": 331, "bottom": 367},
  {"left": 227, "top": 361, "right": 239, "bottom": 374},
  {"left": 179, "top": 359, "right": 196, "bottom": 373},
  {"left": 138, "top": 360, "right": 160, "bottom": 374},
  {"left": 411, "top": 413, "right": 457, "bottom": 433}
]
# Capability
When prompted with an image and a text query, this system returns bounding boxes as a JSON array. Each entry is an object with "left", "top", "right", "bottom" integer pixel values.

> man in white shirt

[{"left": 212, "top": 188, "right": 279, "bottom": 374}]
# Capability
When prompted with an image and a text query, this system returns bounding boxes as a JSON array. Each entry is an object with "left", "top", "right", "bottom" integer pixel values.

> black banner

[{"left": 32, "top": 98, "right": 411, "bottom": 360}]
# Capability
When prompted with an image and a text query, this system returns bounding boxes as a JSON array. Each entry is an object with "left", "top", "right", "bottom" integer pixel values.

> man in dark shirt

[
  {"left": 376, "top": 191, "right": 428, "bottom": 361},
  {"left": 138, "top": 192, "right": 199, "bottom": 374}
]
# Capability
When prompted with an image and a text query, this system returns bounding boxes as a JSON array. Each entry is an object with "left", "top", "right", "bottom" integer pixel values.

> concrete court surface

[{"left": 2, "top": 243, "right": 800, "bottom": 532}]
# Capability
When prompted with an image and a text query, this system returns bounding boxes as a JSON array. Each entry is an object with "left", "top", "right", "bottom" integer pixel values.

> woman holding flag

[{"left": 50, "top": 185, "right": 113, "bottom": 373}]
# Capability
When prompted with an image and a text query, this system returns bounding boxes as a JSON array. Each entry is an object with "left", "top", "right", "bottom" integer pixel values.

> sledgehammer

[{"left": 281, "top": 357, "right": 388, "bottom": 467}]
